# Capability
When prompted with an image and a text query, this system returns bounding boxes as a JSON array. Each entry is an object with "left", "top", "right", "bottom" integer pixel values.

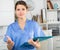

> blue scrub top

[{"left": 4, "top": 19, "right": 45, "bottom": 50}]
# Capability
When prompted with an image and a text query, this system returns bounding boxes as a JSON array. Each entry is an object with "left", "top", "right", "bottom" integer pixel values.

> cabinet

[
  {"left": 53, "top": 36, "right": 60, "bottom": 50},
  {"left": 0, "top": 0, "right": 15, "bottom": 26},
  {"left": 37, "top": 0, "right": 60, "bottom": 36},
  {"left": 46, "top": 0, "right": 60, "bottom": 36}
]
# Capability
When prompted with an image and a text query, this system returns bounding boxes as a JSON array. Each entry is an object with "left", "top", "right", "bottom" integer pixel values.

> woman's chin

[{"left": 18, "top": 17, "right": 24, "bottom": 19}]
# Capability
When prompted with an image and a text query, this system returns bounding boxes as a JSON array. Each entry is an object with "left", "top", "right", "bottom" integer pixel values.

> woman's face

[{"left": 15, "top": 4, "right": 27, "bottom": 19}]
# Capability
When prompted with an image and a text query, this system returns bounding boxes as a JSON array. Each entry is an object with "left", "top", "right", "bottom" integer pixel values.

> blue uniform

[{"left": 4, "top": 20, "right": 45, "bottom": 50}]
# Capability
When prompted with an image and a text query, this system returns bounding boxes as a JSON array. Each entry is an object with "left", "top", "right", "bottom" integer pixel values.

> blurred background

[{"left": 0, "top": 0, "right": 60, "bottom": 50}]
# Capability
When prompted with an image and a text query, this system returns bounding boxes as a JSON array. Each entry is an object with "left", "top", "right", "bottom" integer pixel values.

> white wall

[
  {"left": 0, "top": 0, "right": 15, "bottom": 26},
  {"left": 31, "top": 0, "right": 45, "bottom": 15}
]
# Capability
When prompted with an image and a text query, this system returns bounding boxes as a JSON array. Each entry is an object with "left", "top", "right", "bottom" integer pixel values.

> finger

[
  {"left": 7, "top": 40, "right": 14, "bottom": 47},
  {"left": 6, "top": 36, "right": 12, "bottom": 44}
]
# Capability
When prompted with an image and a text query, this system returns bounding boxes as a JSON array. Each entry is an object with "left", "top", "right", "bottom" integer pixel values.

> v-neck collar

[{"left": 16, "top": 19, "right": 28, "bottom": 31}]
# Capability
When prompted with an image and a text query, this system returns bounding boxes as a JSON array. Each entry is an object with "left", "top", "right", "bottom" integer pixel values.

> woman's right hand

[{"left": 6, "top": 36, "right": 14, "bottom": 50}]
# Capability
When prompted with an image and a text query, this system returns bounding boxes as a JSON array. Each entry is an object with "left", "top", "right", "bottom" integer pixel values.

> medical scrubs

[{"left": 4, "top": 19, "right": 45, "bottom": 50}]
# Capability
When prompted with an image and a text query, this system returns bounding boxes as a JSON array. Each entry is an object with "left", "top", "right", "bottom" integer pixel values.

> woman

[{"left": 4, "top": 1, "right": 45, "bottom": 50}]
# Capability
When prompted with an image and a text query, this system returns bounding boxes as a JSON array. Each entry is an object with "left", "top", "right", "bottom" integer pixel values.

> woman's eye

[
  {"left": 17, "top": 9, "right": 20, "bottom": 11},
  {"left": 22, "top": 8, "right": 25, "bottom": 10}
]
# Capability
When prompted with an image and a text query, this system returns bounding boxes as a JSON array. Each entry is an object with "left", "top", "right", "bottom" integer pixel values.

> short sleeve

[
  {"left": 33, "top": 22, "right": 45, "bottom": 37},
  {"left": 4, "top": 25, "right": 13, "bottom": 42}
]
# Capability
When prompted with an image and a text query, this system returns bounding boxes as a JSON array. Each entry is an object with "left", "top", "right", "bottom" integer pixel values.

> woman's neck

[
  {"left": 17, "top": 17, "right": 26, "bottom": 30},
  {"left": 17, "top": 17, "right": 26, "bottom": 24}
]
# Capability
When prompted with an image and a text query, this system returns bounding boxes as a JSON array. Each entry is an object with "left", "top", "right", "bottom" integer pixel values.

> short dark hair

[{"left": 15, "top": 1, "right": 28, "bottom": 10}]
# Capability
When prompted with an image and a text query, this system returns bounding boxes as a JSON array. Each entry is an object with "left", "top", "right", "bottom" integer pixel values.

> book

[
  {"left": 32, "top": 15, "right": 38, "bottom": 22},
  {"left": 39, "top": 15, "right": 43, "bottom": 23},
  {"left": 41, "top": 9, "right": 47, "bottom": 23},
  {"left": 47, "top": 0, "right": 53, "bottom": 9}
]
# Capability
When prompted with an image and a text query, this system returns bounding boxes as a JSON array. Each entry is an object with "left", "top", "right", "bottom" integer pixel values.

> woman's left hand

[{"left": 28, "top": 39, "right": 40, "bottom": 48}]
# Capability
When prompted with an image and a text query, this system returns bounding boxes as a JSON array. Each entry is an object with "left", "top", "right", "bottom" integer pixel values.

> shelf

[
  {"left": 39, "top": 21, "right": 60, "bottom": 25},
  {"left": 47, "top": 21, "right": 60, "bottom": 24},
  {"left": 47, "top": 9, "right": 60, "bottom": 11}
]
